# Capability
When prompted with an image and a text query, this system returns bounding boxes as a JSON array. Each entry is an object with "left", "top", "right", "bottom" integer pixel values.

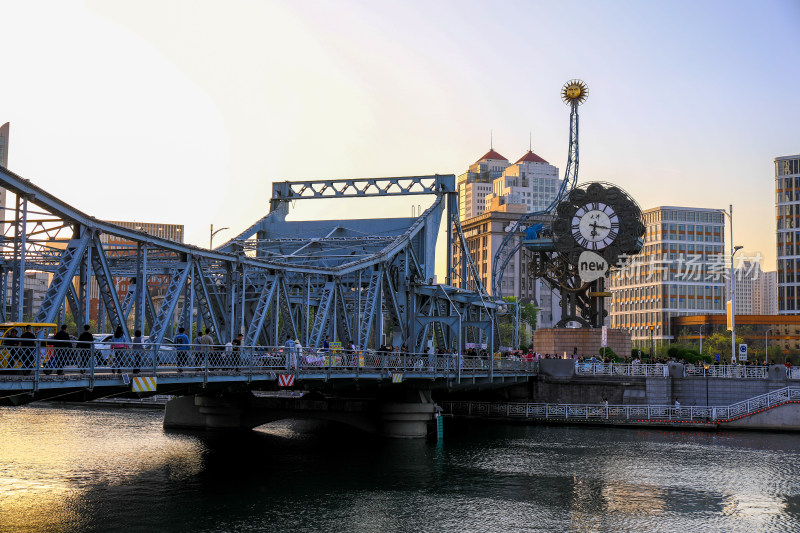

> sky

[{"left": 1, "top": 0, "right": 798, "bottom": 269}]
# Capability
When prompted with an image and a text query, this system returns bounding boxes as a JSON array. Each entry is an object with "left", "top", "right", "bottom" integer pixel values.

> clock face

[
  {"left": 551, "top": 182, "right": 645, "bottom": 267},
  {"left": 571, "top": 202, "right": 619, "bottom": 250}
]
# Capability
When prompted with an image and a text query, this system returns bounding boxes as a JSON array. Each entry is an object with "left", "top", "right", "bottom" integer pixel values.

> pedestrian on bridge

[
  {"left": 77, "top": 325, "right": 93, "bottom": 374},
  {"left": 51, "top": 324, "right": 71, "bottom": 375},
  {"left": 131, "top": 330, "right": 143, "bottom": 374},
  {"left": 174, "top": 327, "right": 190, "bottom": 372},
  {"left": 200, "top": 329, "right": 213, "bottom": 352},
  {"left": 232, "top": 333, "right": 244, "bottom": 371},
  {"left": 285, "top": 336, "right": 296, "bottom": 369},
  {"left": 4, "top": 327, "right": 19, "bottom": 371},
  {"left": 110, "top": 326, "right": 128, "bottom": 374}
]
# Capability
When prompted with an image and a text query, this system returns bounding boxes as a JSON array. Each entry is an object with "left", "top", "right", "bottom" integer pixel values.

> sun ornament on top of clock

[{"left": 561, "top": 79, "right": 588, "bottom": 106}]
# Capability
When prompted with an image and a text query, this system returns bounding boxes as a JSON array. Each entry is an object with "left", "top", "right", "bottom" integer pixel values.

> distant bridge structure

[{"left": 0, "top": 167, "right": 498, "bottom": 355}]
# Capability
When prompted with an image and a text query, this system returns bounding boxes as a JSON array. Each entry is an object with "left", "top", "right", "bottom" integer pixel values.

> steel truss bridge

[{"left": 0, "top": 167, "right": 499, "bottom": 357}]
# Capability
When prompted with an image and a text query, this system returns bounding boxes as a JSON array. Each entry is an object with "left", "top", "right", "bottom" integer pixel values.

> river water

[{"left": 1, "top": 403, "right": 799, "bottom": 533}]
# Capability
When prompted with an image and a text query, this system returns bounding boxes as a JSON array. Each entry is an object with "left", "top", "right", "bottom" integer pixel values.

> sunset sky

[{"left": 1, "top": 0, "right": 798, "bottom": 269}]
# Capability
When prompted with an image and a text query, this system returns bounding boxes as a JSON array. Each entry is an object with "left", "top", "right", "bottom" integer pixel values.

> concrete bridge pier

[{"left": 163, "top": 390, "right": 437, "bottom": 438}]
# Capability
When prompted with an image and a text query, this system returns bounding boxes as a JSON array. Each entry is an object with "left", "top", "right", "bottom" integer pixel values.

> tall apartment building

[
  {"left": 608, "top": 206, "right": 726, "bottom": 347},
  {"left": 1, "top": 122, "right": 9, "bottom": 236},
  {"left": 725, "top": 261, "right": 778, "bottom": 315},
  {"left": 776, "top": 153, "right": 800, "bottom": 314},
  {"left": 484, "top": 151, "right": 561, "bottom": 212},
  {"left": 455, "top": 209, "right": 561, "bottom": 326},
  {"left": 456, "top": 147, "right": 562, "bottom": 328},
  {"left": 458, "top": 149, "right": 509, "bottom": 220},
  {"left": 755, "top": 270, "right": 778, "bottom": 315}
]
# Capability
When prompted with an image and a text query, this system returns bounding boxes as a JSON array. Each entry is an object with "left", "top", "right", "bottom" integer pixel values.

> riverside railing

[
  {"left": 443, "top": 386, "right": 800, "bottom": 423},
  {"left": 0, "top": 340, "right": 538, "bottom": 383},
  {"left": 574, "top": 362, "right": 778, "bottom": 379}
]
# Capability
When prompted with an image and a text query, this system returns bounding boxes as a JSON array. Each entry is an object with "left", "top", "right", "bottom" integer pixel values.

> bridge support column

[
  {"left": 164, "top": 394, "right": 252, "bottom": 430},
  {"left": 163, "top": 391, "right": 438, "bottom": 438},
  {"left": 378, "top": 401, "right": 436, "bottom": 438},
  {"left": 377, "top": 389, "right": 436, "bottom": 438}
]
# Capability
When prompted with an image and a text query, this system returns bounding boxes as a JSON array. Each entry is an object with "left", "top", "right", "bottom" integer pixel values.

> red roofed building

[
  {"left": 454, "top": 144, "right": 564, "bottom": 329},
  {"left": 476, "top": 149, "right": 508, "bottom": 163},
  {"left": 515, "top": 150, "right": 549, "bottom": 164}
]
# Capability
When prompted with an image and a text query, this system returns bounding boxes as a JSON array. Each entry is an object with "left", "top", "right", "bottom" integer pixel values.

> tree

[{"left": 703, "top": 331, "right": 745, "bottom": 363}]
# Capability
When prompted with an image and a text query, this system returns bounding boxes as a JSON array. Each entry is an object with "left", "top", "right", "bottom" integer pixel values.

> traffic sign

[
  {"left": 738, "top": 343, "right": 748, "bottom": 361},
  {"left": 132, "top": 376, "right": 157, "bottom": 392},
  {"left": 278, "top": 374, "right": 295, "bottom": 387}
]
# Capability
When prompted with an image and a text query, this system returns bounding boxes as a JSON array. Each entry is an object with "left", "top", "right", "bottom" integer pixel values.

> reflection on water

[{"left": 1, "top": 404, "right": 799, "bottom": 532}]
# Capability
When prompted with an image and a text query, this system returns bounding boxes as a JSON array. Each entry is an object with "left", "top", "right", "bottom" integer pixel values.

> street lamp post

[
  {"left": 698, "top": 324, "right": 704, "bottom": 356},
  {"left": 730, "top": 243, "right": 743, "bottom": 363},
  {"left": 210, "top": 224, "right": 230, "bottom": 250},
  {"left": 720, "top": 205, "right": 743, "bottom": 365},
  {"left": 649, "top": 325, "right": 654, "bottom": 359},
  {"left": 765, "top": 327, "right": 774, "bottom": 365}
]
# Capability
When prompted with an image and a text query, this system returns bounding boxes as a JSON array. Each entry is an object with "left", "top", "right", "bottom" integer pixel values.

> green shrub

[{"left": 599, "top": 347, "right": 617, "bottom": 360}]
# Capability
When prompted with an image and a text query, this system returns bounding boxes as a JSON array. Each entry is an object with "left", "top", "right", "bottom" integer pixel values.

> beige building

[
  {"left": 609, "top": 206, "right": 726, "bottom": 348},
  {"left": 756, "top": 270, "right": 778, "bottom": 315},
  {"left": 458, "top": 149, "right": 509, "bottom": 220},
  {"left": 456, "top": 147, "right": 563, "bottom": 328},
  {"left": 726, "top": 261, "right": 778, "bottom": 316}
]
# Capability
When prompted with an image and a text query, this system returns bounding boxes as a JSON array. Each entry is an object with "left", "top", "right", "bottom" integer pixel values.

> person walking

[
  {"left": 174, "top": 327, "right": 190, "bottom": 372},
  {"left": 285, "top": 335, "right": 296, "bottom": 370},
  {"left": 4, "top": 327, "right": 19, "bottom": 372},
  {"left": 52, "top": 324, "right": 71, "bottom": 375},
  {"left": 77, "top": 324, "right": 93, "bottom": 374},
  {"left": 110, "top": 325, "right": 128, "bottom": 374},
  {"left": 197, "top": 328, "right": 213, "bottom": 369},
  {"left": 232, "top": 333, "right": 244, "bottom": 371},
  {"left": 131, "top": 330, "right": 144, "bottom": 373}
]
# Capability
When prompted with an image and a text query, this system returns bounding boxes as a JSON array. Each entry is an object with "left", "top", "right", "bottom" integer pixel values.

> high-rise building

[
  {"left": 755, "top": 270, "right": 778, "bottom": 315},
  {"left": 458, "top": 149, "right": 509, "bottom": 220},
  {"left": 608, "top": 206, "right": 726, "bottom": 348},
  {"left": 1, "top": 122, "right": 9, "bottom": 237},
  {"left": 776, "top": 153, "right": 800, "bottom": 314},
  {"left": 484, "top": 151, "right": 561, "bottom": 213},
  {"left": 456, "top": 147, "right": 562, "bottom": 328},
  {"left": 725, "top": 261, "right": 778, "bottom": 316},
  {"left": 0, "top": 122, "right": 8, "bottom": 167}
]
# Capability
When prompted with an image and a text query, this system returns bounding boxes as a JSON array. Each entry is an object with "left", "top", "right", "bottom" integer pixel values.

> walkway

[
  {"left": 442, "top": 386, "right": 800, "bottom": 428},
  {"left": 0, "top": 345, "right": 538, "bottom": 395}
]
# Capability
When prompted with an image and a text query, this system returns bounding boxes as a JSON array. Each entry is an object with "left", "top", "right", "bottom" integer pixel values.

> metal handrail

[
  {"left": 574, "top": 362, "right": 779, "bottom": 379},
  {"left": 443, "top": 386, "right": 800, "bottom": 423},
  {"left": 0, "top": 343, "right": 540, "bottom": 385}
]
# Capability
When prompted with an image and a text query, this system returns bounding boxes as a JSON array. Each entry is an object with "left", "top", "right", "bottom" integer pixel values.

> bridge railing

[
  {"left": 0, "top": 341, "right": 539, "bottom": 380},
  {"left": 443, "top": 386, "right": 800, "bottom": 423},
  {"left": 574, "top": 362, "right": 774, "bottom": 379}
]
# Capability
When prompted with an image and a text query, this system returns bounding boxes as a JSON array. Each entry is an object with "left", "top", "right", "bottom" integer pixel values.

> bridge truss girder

[{"left": 0, "top": 167, "right": 498, "bottom": 352}]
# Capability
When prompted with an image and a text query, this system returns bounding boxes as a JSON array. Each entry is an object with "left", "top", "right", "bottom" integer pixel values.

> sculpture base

[{"left": 533, "top": 328, "right": 631, "bottom": 359}]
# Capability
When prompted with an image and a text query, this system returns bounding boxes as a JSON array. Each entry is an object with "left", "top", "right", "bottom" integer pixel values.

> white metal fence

[
  {"left": 443, "top": 387, "right": 800, "bottom": 423},
  {"left": 574, "top": 362, "right": 786, "bottom": 379}
]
